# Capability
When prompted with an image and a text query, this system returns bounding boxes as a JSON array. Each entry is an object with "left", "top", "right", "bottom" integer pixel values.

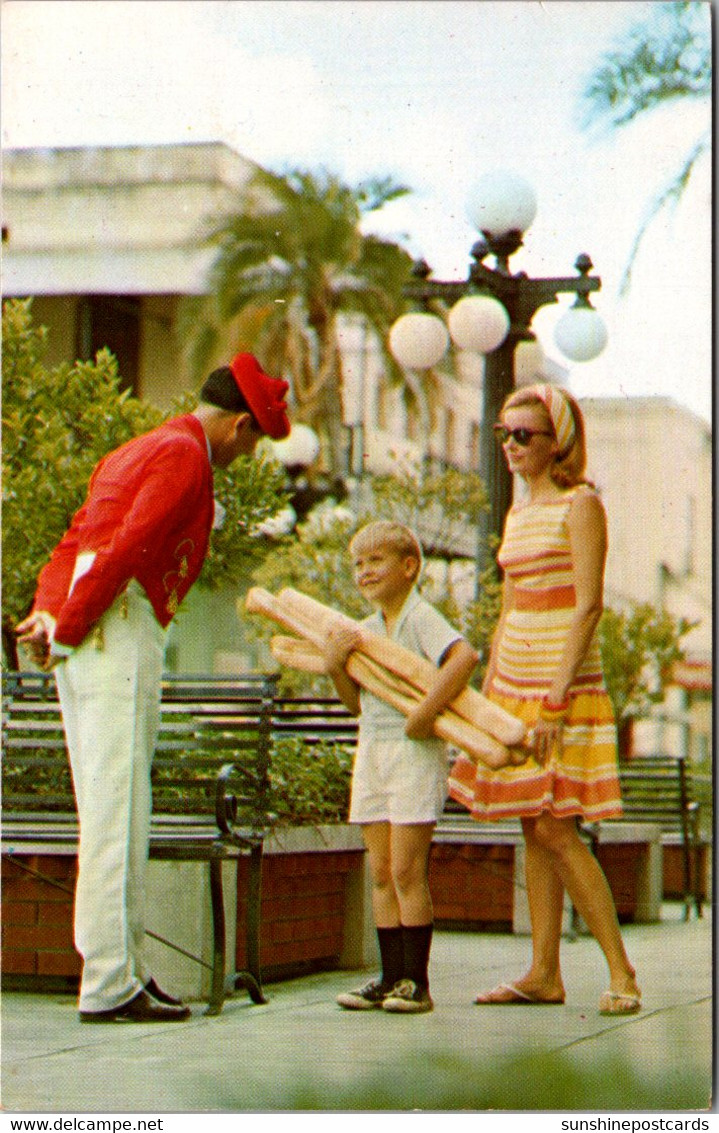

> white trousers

[{"left": 55, "top": 582, "right": 167, "bottom": 1012}]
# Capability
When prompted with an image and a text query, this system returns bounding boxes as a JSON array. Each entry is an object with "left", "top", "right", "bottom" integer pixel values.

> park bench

[
  {"left": 271, "top": 695, "right": 359, "bottom": 746},
  {"left": 590, "top": 753, "right": 707, "bottom": 920},
  {"left": 1, "top": 670, "right": 278, "bottom": 1014}
]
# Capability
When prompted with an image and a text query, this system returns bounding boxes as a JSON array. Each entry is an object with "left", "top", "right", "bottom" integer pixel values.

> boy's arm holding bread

[
  {"left": 324, "top": 624, "right": 479, "bottom": 741},
  {"left": 404, "top": 638, "right": 479, "bottom": 740},
  {"left": 324, "top": 622, "right": 363, "bottom": 716}
]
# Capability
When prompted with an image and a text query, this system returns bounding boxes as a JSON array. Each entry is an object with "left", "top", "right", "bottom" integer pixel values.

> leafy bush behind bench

[{"left": 2, "top": 735, "right": 353, "bottom": 829}]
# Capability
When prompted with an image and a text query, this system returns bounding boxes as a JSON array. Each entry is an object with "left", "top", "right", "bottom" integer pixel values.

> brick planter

[
  {"left": 429, "top": 843, "right": 514, "bottom": 930},
  {"left": 2, "top": 855, "right": 79, "bottom": 984},
  {"left": 2, "top": 826, "right": 373, "bottom": 996},
  {"left": 594, "top": 843, "right": 644, "bottom": 918},
  {"left": 428, "top": 822, "right": 670, "bottom": 932},
  {"left": 663, "top": 841, "right": 710, "bottom": 902},
  {"left": 240, "top": 825, "right": 372, "bottom": 980}
]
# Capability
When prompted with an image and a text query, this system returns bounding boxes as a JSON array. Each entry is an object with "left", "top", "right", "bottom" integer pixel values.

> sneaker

[
  {"left": 382, "top": 979, "right": 434, "bottom": 1013},
  {"left": 336, "top": 978, "right": 390, "bottom": 1010}
]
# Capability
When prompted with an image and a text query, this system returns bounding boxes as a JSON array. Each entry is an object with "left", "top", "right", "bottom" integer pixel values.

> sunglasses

[{"left": 493, "top": 424, "right": 553, "bottom": 447}]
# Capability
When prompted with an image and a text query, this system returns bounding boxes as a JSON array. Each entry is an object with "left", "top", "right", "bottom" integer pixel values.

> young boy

[{"left": 323, "top": 520, "right": 478, "bottom": 1013}]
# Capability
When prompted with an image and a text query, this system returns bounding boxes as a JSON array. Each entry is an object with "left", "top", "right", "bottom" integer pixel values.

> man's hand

[{"left": 15, "top": 611, "right": 57, "bottom": 670}]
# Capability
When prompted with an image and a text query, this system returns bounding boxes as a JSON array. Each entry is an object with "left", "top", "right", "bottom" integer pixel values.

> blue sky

[{"left": 2, "top": 0, "right": 711, "bottom": 421}]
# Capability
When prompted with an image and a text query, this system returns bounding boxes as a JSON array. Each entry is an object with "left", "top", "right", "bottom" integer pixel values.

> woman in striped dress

[{"left": 448, "top": 383, "right": 641, "bottom": 1016}]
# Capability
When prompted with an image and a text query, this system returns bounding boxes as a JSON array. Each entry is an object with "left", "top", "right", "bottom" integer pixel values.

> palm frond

[
  {"left": 580, "top": 1, "right": 710, "bottom": 296},
  {"left": 581, "top": 1, "right": 710, "bottom": 132},
  {"left": 620, "top": 126, "right": 709, "bottom": 294},
  {"left": 355, "top": 176, "right": 411, "bottom": 213},
  {"left": 186, "top": 163, "right": 420, "bottom": 475}
]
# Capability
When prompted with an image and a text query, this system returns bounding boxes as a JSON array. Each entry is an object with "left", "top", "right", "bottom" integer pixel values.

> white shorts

[{"left": 349, "top": 738, "right": 449, "bottom": 825}]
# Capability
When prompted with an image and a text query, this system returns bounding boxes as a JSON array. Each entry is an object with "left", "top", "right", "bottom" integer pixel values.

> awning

[{"left": 671, "top": 659, "right": 712, "bottom": 692}]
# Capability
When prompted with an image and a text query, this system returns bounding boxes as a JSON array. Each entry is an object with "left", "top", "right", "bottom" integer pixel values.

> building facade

[
  {"left": 3, "top": 141, "right": 259, "bottom": 405},
  {"left": 581, "top": 397, "right": 712, "bottom": 763}
]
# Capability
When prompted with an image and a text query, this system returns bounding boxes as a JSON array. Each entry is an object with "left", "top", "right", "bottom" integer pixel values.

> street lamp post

[{"left": 389, "top": 171, "right": 608, "bottom": 577}]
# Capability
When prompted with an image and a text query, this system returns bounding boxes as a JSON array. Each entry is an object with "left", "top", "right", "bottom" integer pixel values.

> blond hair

[
  {"left": 349, "top": 520, "right": 424, "bottom": 581},
  {"left": 502, "top": 385, "right": 590, "bottom": 489}
]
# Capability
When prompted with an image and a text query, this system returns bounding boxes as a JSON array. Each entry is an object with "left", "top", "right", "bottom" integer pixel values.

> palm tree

[
  {"left": 183, "top": 167, "right": 413, "bottom": 476},
  {"left": 581, "top": 0, "right": 710, "bottom": 293}
]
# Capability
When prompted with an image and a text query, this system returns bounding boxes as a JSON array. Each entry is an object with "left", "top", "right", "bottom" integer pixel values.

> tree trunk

[
  {"left": 617, "top": 716, "right": 634, "bottom": 762},
  {"left": 2, "top": 617, "right": 20, "bottom": 669}
]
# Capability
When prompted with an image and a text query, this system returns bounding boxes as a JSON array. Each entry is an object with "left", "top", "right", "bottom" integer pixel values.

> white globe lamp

[
  {"left": 270, "top": 422, "right": 321, "bottom": 468},
  {"left": 448, "top": 295, "right": 510, "bottom": 354},
  {"left": 554, "top": 306, "right": 608, "bottom": 362},
  {"left": 389, "top": 311, "right": 449, "bottom": 369},
  {"left": 467, "top": 171, "right": 538, "bottom": 237}
]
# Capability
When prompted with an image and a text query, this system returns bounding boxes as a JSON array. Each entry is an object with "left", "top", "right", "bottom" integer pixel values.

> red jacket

[{"left": 33, "top": 415, "right": 215, "bottom": 649}]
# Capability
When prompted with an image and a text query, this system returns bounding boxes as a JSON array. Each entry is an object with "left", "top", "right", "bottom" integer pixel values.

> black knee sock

[
  {"left": 376, "top": 926, "right": 404, "bottom": 989},
  {"left": 402, "top": 923, "right": 433, "bottom": 990}
]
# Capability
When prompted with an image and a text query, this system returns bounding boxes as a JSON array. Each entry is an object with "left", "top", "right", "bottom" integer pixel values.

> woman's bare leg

[
  {"left": 475, "top": 819, "right": 565, "bottom": 1003},
  {"left": 531, "top": 814, "right": 640, "bottom": 998}
]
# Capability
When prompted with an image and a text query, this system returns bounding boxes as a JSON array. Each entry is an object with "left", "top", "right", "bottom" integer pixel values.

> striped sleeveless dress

[{"left": 448, "top": 485, "right": 622, "bottom": 822}]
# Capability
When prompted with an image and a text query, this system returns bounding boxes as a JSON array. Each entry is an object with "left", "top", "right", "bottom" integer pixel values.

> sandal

[
  {"left": 474, "top": 982, "right": 565, "bottom": 1006},
  {"left": 598, "top": 990, "right": 641, "bottom": 1016}
]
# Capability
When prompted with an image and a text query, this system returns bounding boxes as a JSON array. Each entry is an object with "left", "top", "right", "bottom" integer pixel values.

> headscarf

[{"left": 531, "top": 383, "right": 576, "bottom": 456}]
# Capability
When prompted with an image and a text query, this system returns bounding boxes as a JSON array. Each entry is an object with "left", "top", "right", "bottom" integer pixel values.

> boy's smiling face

[{"left": 351, "top": 542, "right": 418, "bottom": 610}]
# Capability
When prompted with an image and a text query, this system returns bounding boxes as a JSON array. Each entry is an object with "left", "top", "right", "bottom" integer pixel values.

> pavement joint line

[
  {"left": 554, "top": 995, "right": 713, "bottom": 1052},
  {"left": 3, "top": 1019, "right": 213, "bottom": 1064},
  {"left": 9, "top": 992, "right": 712, "bottom": 1068},
  {"left": 2, "top": 992, "right": 345, "bottom": 1067}
]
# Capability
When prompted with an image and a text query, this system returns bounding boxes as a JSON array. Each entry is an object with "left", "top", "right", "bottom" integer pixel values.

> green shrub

[
  {"left": 267, "top": 736, "right": 353, "bottom": 826},
  {"left": 2, "top": 298, "right": 289, "bottom": 665},
  {"left": 598, "top": 601, "right": 695, "bottom": 756},
  {"left": 3, "top": 731, "right": 354, "bottom": 829}
]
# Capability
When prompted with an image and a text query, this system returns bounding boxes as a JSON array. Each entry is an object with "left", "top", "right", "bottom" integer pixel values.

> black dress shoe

[
  {"left": 144, "top": 977, "right": 185, "bottom": 1007},
  {"left": 79, "top": 989, "right": 191, "bottom": 1023}
]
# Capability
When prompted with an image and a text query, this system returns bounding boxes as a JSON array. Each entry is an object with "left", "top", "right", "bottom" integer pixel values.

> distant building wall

[
  {"left": 581, "top": 397, "right": 711, "bottom": 660},
  {"left": 581, "top": 397, "right": 711, "bottom": 762},
  {"left": 3, "top": 142, "right": 259, "bottom": 404}
]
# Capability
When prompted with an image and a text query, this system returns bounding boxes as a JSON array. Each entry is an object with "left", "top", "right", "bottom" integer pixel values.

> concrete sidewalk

[{"left": 1, "top": 905, "right": 713, "bottom": 1114}]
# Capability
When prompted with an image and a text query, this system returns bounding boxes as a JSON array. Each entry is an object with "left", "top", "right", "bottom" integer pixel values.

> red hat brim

[{"left": 229, "top": 353, "right": 291, "bottom": 440}]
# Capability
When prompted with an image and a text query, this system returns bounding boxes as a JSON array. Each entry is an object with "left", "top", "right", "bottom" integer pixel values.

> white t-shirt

[{"left": 357, "top": 587, "right": 463, "bottom": 748}]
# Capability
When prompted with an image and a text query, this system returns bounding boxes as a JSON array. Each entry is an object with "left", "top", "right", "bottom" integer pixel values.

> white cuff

[{"left": 50, "top": 640, "right": 74, "bottom": 659}]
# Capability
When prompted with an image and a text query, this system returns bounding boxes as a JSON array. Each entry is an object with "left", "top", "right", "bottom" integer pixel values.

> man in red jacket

[{"left": 16, "top": 354, "right": 290, "bottom": 1023}]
